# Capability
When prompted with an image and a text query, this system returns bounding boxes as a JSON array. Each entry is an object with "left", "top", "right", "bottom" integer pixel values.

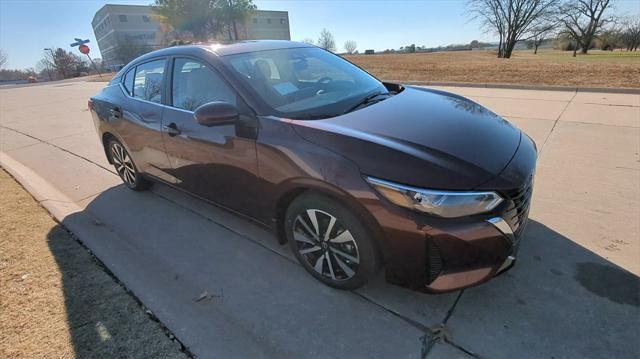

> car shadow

[
  {"left": 48, "top": 183, "right": 640, "bottom": 357},
  {"left": 45, "top": 223, "right": 185, "bottom": 358},
  {"left": 441, "top": 219, "right": 640, "bottom": 358},
  {"left": 507, "top": 220, "right": 638, "bottom": 307}
]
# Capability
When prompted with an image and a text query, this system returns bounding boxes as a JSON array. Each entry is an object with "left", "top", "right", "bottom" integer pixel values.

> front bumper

[{"left": 361, "top": 196, "right": 527, "bottom": 293}]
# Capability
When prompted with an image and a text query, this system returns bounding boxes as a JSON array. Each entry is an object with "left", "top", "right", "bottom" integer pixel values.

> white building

[{"left": 92, "top": 4, "right": 290, "bottom": 69}]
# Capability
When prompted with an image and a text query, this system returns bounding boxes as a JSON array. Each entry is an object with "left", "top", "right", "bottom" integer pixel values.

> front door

[{"left": 160, "top": 57, "right": 261, "bottom": 219}]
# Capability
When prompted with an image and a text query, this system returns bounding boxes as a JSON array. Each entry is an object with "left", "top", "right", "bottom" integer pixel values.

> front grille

[{"left": 503, "top": 176, "right": 534, "bottom": 237}]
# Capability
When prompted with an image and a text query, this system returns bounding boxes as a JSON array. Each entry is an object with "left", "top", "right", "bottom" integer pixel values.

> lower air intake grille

[
  {"left": 503, "top": 176, "right": 534, "bottom": 236},
  {"left": 426, "top": 241, "right": 443, "bottom": 284}
]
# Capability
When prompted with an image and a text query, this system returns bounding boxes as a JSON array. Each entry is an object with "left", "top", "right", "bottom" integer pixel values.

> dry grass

[
  {"left": 86, "top": 73, "right": 115, "bottom": 82},
  {"left": 344, "top": 49, "right": 640, "bottom": 88},
  {"left": 0, "top": 169, "right": 185, "bottom": 359}
]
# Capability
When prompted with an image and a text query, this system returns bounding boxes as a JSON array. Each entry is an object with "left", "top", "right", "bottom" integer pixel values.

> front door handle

[{"left": 162, "top": 123, "right": 181, "bottom": 137}]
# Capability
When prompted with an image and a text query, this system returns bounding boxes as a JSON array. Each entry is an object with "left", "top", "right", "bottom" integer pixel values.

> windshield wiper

[
  {"left": 293, "top": 113, "right": 334, "bottom": 120},
  {"left": 343, "top": 91, "right": 389, "bottom": 114}
]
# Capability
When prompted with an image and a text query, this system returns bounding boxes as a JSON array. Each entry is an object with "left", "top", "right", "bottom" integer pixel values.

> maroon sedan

[{"left": 89, "top": 41, "right": 536, "bottom": 293}]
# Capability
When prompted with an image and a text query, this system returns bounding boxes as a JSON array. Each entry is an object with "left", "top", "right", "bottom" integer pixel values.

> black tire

[
  {"left": 285, "top": 192, "right": 380, "bottom": 290},
  {"left": 107, "top": 139, "right": 151, "bottom": 191}
]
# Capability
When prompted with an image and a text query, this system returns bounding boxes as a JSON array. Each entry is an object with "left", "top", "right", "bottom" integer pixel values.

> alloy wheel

[
  {"left": 292, "top": 209, "right": 360, "bottom": 281},
  {"left": 110, "top": 142, "right": 136, "bottom": 186}
]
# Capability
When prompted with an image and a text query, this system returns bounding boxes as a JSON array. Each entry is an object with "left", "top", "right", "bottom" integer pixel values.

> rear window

[{"left": 133, "top": 59, "right": 166, "bottom": 103}]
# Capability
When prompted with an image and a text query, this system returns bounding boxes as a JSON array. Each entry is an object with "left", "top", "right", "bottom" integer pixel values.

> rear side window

[
  {"left": 133, "top": 59, "right": 166, "bottom": 103},
  {"left": 171, "top": 58, "right": 236, "bottom": 111},
  {"left": 122, "top": 69, "right": 134, "bottom": 96}
]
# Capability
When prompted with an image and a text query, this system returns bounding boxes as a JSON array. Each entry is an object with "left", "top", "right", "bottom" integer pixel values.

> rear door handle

[
  {"left": 162, "top": 123, "right": 181, "bottom": 137},
  {"left": 110, "top": 107, "right": 122, "bottom": 118}
]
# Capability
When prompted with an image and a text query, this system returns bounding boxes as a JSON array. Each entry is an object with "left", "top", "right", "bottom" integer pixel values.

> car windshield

[{"left": 222, "top": 47, "right": 388, "bottom": 119}]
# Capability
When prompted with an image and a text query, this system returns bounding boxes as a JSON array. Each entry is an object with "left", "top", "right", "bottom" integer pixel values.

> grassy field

[
  {"left": 0, "top": 169, "right": 186, "bottom": 358},
  {"left": 87, "top": 72, "right": 115, "bottom": 82},
  {"left": 344, "top": 49, "right": 640, "bottom": 88}
]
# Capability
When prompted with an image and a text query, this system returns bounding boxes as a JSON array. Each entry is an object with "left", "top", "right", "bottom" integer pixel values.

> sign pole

[
  {"left": 71, "top": 38, "right": 102, "bottom": 80},
  {"left": 85, "top": 54, "right": 103, "bottom": 79}
]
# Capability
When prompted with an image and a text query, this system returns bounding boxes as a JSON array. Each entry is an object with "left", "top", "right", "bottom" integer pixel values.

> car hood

[{"left": 292, "top": 86, "right": 522, "bottom": 190}]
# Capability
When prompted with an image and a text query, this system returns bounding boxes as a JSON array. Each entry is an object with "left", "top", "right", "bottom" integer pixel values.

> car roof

[
  {"left": 136, "top": 40, "right": 314, "bottom": 61},
  {"left": 112, "top": 40, "right": 317, "bottom": 85}
]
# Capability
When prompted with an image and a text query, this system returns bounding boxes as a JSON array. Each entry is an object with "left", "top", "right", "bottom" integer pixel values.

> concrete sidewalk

[{"left": 1, "top": 81, "right": 638, "bottom": 358}]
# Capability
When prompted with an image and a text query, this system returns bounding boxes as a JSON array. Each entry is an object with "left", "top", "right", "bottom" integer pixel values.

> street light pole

[{"left": 43, "top": 62, "right": 52, "bottom": 81}]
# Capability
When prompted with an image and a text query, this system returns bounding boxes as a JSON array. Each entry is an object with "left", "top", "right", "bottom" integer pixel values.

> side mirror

[{"left": 194, "top": 101, "right": 239, "bottom": 127}]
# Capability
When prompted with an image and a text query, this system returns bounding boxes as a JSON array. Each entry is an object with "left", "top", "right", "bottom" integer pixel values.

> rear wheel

[
  {"left": 108, "top": 139, "right": 151, "bottom": 191},
  {"left": 285, "top": 193, "right": 379, "bottom": 290}
]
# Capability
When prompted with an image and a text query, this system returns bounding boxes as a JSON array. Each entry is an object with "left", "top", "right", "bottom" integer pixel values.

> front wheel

[
  {"left": 108, "top": 139, "right": 151, "bottom": 191},
  {"left": 285, "top": 193, "right": 380, "bottom": 290}
]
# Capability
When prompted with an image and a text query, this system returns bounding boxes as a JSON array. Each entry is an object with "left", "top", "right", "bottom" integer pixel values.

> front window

[
  {"left": 223, "top": 47, "right": 387, "bottom": 119},
  {"left": 172, "top": 58, "right": 236, "bottom": 111}
]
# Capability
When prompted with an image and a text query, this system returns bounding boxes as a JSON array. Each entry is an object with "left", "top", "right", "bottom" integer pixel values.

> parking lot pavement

[{"left": 1, "top": 81, "right": 638, "bottom": 358}]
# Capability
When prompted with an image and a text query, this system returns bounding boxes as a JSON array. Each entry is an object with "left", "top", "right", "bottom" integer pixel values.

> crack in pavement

[
  {"left": 537, "top": 90, "right": 578, "bottom": 157},
  {"left": 0, "top": 125, "right": 116, "bottom": 174},
  {"left": 420, "top": 290, "right": 484, "bottom": 358},
  {"left": 582, "top": 102, "right": 639, "bottom": 108},
  {"left": 422, "top": 290, "right": 466, "bottom": 358}
]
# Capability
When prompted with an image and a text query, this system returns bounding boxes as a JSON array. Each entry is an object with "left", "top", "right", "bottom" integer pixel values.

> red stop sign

[{"left": 79, "top": 44, "right": 90, "bottom": 55}]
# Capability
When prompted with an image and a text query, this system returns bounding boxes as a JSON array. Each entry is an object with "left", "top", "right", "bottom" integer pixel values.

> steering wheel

[{"left": 317, "top": 76, "right": 333, "bottom": 84}]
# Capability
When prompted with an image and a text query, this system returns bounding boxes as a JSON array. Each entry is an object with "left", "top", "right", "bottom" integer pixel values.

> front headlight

[{"left": 365, "top": 177, "right": 503, "bottom": 218}]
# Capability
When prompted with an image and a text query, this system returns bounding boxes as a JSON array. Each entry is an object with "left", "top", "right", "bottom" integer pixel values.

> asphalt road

[{"left": 1, "top": 80, "right": 638, "bottom": 358}]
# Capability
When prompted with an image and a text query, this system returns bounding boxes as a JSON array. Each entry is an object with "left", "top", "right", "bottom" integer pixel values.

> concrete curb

[
  {"left": 394, "top": 80, "right": 640, "bottom": 94},
  {"left": 0, "top": 152, "right": 82, "bottom": 221}
]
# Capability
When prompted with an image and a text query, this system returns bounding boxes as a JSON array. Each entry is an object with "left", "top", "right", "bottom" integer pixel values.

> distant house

[{"left": 92, "top": 4, "right": 291, "bottom": 70}]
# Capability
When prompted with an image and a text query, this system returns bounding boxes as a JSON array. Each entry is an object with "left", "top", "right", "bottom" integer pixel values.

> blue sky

[{"left": 1, "top": 0, "right": 638, "bottom": 69}]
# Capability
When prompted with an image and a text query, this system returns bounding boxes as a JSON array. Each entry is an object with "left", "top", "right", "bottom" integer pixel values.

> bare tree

[
  {"left": 35, "top": 58, "right": 54, "bottom": 81},
  {"left": 317, "top": 29, "right": 336, "bottom": 52},
  {"left": 598, "top": 28, "right": 621, "bottom": 50},
  {"left": 558, "top": 0, "right": 614, "bottom": 55},
  {"left": 218, "top": 0, "right": 257, "bottom": 41},
  {"left": 344, "top": 40, "right": 357, "bottom": 54},
  {"left": 301, "top": 38, "right": 315, "bottom": 45},
  {"left": 620, "top": 15, "right": 640, "bottom": 51},
  {"left": 468, "top": 0, "right": 559, "bottom": 58},
  {"left": 0, "top": 50, "right": 7, "bottom": 69},
  {"left": 529, "top": 21, "right": 556, "bottom": 54},
  {"left": 115, "top": 43, "right": 148, "bottom": 65}
]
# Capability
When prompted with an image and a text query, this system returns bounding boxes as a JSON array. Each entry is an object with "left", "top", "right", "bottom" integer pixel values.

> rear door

[
  {"left": 160, "top": 57, "right": 262, "bottom": 218},
  {"left": 115, "top": 58, "right": 173, "bottom": 182}
]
